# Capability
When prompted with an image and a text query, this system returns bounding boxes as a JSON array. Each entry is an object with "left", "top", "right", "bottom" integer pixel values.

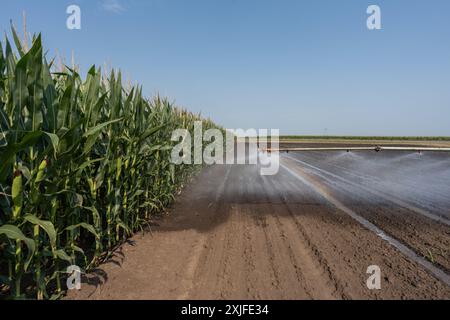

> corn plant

[{"left": 0, "top": 28, "right": 220, "bottom": 299}]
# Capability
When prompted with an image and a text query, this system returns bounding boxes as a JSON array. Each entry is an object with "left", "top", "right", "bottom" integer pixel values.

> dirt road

[{"left": 67, "top": 151, "right": 450, "bottom": 299}]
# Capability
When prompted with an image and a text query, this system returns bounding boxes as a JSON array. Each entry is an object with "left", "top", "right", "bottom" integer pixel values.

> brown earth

[{"left": 66, "top": 151, "right": 450, "bottom": 300}]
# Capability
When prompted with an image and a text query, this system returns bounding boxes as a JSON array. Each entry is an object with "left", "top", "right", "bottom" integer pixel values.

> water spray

[{"left": 263, "top": 146, "right": 450, "bottom": 153}]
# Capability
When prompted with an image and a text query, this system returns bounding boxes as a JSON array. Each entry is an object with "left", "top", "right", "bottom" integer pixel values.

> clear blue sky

[{"left": 1, "top": 0, "right": 450, "bottom": 136}]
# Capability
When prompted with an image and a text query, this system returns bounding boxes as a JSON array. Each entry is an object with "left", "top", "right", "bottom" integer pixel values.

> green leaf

[
  {"left": 24, "top": 214, "right": 57, "bottom": 249},
  {"left": 10, "top": 22, "right": 25, "bottom": 57},
  {"left": 0, "top": 225, "right": 36, "bottom": 271},
  {"left": 64, "top": 223, "right": 99, "bottom": 239},
  {"left": 54, "top": 249, "right": 73, "bottom": 264},
  {"left": 13, "top": 51, "right": 30, "bottom": 115},
  {"left": 83, "top": 118, "right": 123, "bottom": 138},
  {"left": 170, "top": 164, "right": 175, "bottom": 183},
  {"left": 137, "top": 124, "right": 165, "bottom": 146},
  {"left": 42, "top": 59, "right": 58, "bottom": 133},
  {"left": 0, "top": 40, "right": 5, "bottom": 75},
  {"left": 0, "top": 131, "right": 44, "bottom": 181},
  {"left": 75, "top": 158, "right": 103, "bottom": 175},
  {"left": 115, "top": 219, "right": 131, "bottom": 236},
  {"left": 43, "top": 132, "right": 59, "bottom": 156},
  {"left": 72, "top": 245, "right": 85, "bottom": 255}
]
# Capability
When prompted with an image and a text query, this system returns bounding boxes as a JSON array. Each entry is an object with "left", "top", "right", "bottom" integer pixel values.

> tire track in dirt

[
  {"left": 177, "top": 166, "right": 232, "bottom": 299},
  {"left": 192, "top": 165, "right": 284, "bottom": 299},
  {"left": 246, "top": 168, "right": 284, "bottom": 298},
  {"left": 259, "top": 172, "right": 346, "bottom": 299},
  {"left": 188, "top": 167, "right": 240, "bottom": 299},
  {"left": 255, "top": 171, "right": 338, "bottom": 299},
  {"left": 191, "top": 164, "right": 337, "bottom": 299},
  {"left": 248, "top": 166, "right": 315, "bottom": 298}
]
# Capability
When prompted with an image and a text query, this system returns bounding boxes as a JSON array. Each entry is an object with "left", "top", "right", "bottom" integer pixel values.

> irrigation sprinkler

[{"left": 262, "top": 146, "right": 450, "bottom": 153}]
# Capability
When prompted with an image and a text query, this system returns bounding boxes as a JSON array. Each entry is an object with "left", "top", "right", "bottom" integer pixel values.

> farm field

[
  {"left": 2, "top": 2, "right": 450, "bottom": 305},
  {"left": 67, "top": 145, "right": 450, "bottom": 299}
]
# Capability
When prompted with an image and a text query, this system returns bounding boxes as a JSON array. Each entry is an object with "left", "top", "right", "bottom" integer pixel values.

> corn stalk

[{"left": 0, "top": 27, "right": 221, "bottom": 299}]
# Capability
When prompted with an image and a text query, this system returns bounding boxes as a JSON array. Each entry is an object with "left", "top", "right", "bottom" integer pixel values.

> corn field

[{"left": 0, "top": 29, "right": 220, "bottom": 299}]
